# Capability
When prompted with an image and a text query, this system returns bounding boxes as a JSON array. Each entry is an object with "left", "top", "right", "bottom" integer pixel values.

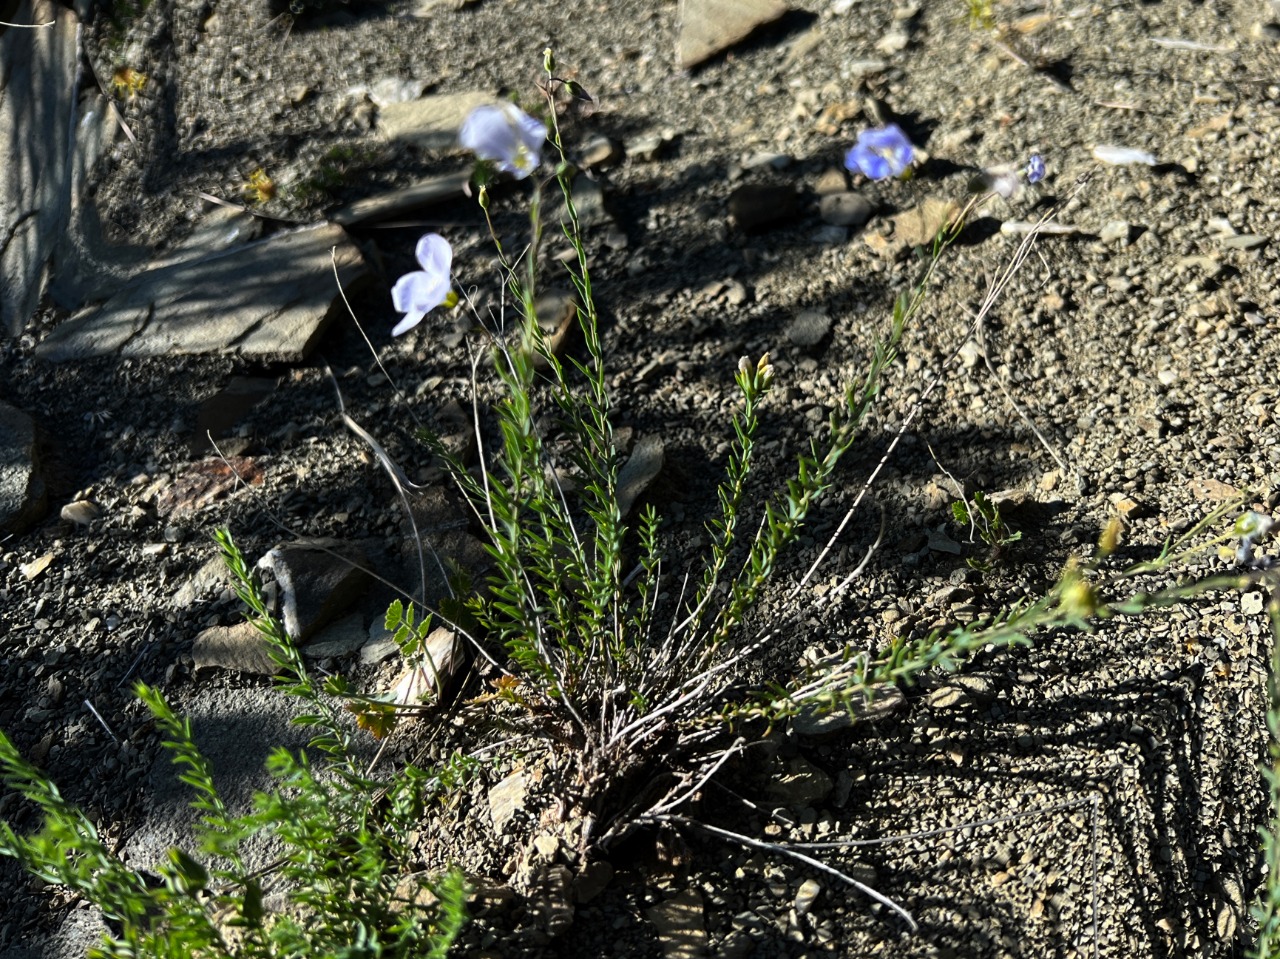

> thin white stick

[
  {"left": 648, "top": 737, "right": 745, "bottom": 817},
  {"left": 84, "top": 700, "right": 118, "bottom": 744},
  {"left": 644, "top": 814, "right": 918, "bottom": 932}
]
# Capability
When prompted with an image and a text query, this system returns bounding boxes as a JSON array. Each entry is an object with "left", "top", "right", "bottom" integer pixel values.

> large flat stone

[
  {"left": 0, "top": 400, "right": 47, "bottom": 535},
  {"left": 34, "top": 223, "right": 369, "bottom": 363},
  {"left": 377, "top": 90, "right": 492, "bottom": 150},
  {"left": 0, "top": 0, "right": 79, "bottom": 335},
  {"left": 677, "top": 0, "right": 789, "bottom": 69},
  {"left": 329, "top": 171, "right": 471, "bottom": 227}
]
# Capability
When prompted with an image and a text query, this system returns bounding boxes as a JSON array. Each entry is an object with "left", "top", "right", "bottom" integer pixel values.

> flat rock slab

[
  {"left": 0, "top": 400, "right": 47, "bottom": 535},
  {"left": 677, "top": 0, "right": 788, "bottom": 69},
  {"left": 34, "top": 223, "right": 369, "bottom": 363},
  {"left": 329, "top": 171, "right": 471, "bottom": 227},
  {"left": 377, "top": 90, "right": 492, "bottom": 150},
  {"left": 0, "top": 0, "right": 79, "bottom": 335}
]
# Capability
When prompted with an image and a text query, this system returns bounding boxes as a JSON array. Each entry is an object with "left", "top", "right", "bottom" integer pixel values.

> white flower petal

[
  {"left": 391, "top": 309, "right": 426, "bottom": 337},
  {"left": 415, "top": 233, "right": 452, "bottom": 275},
  {"left": 1092, "top": 145, "right": 1158, "bottom": 166},
  {"left": 460, "top": 103, "right": 546, "bottom": 179}
]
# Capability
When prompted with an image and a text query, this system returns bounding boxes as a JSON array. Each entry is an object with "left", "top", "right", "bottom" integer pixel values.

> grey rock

[
  {"left": 743, "top": 151, "right": 791, "bottom": 171},
  {"left": 0, "top": 401, "right": 47, "bottom": 535},
  {"left": 0, "top": 0, "right": 78, "bottom": 335},
  {"left": 532, "top": 287, "right": 579, "bottom": 363},
  {"left": 815, "top": 166, "right": 850, "bottom": 196},
  {"left": 59, "top": 500, "right": 101, "bottom": 527},
  {"left": 927, "top": 525, "right": 962, "bottom": 555},
  {"left": 819, "top": 191, "right": 873, "bottom": 228},
  {"left": 794, "top": 878, "right": 822, "bottom": 916},
  {"left": 876, "top": 26, "right": 911, "bottom": 54},
  {"left": 411, "top": 0, "right": 480, "bottom": 15},
  {"left": 646, "top": 886, "right": 706, "bottom": 959},
  {"left": 617, "top": 434, "right": 665, "bottom": 519},
  {"left": 329, "top": 172, "right": 471, "bottom": 227},
  {"left": 627, "top": 132, "right": 671, "bottom": 162},
  {"left": 580, "top": 136, "right": 623, "bottom": 170},
  {"left": 678, "top": 0, "right": 789, "bottom": 69},
  {"left": 489, "top": 768, "right": 529, "bottom": 832},
  {"left": 786, "top": 310, "right": 832, "bottom": 347},
  {"left": 377, "top": 90, "right": 492, "bottom": 150},
  {"left": 49, "top": 90, "right": 151, "bottom": 311},
  {"left": 360, "top": 635, "right": 400, "bottom": 665},
  {"left": 810, "top": 224, "right": 848, "bottom": 245},
  {"left": 260, "top": 538, "right": 371, "bottom": 642},
  {"left": 767, "top": 756, "right": 833, "bottom": 806},
  {"left": 573, "top": 860, "right": 614, "bottom": 904},
  {"left": 172, "top": 555, "right": 232, "bottom": 608},
  {"left": 1099, "top": 220, "right": 1132, "bottom": 245},
  {"left": 1261, "top": 21, "right": 1280, "bottom": 40},
  {"left": 364, "top": 77, "right": 429, "bottom": 107},
  {"left": 151, "top": 205, "right": 262, "bottom": 270},
  {"left": 35, "top": 223, "right": 369, "bottom": 363},
  {"left": 567, "top": 174, "right": 610, "bottom": 229},
  {"left": 528, "top": 862, "right": 574, "bottom": 937},
  {"left": 1219, "top": 233, "right": 1268, "bottom": 250},
  {"left": 192, "top": 621, "right": 279, "bottom": 676},
  {"left": 303, "top": 612, "right": 369, "bottom": 660}
]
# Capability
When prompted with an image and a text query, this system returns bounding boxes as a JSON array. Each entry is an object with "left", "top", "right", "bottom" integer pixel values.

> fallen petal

[{"left": 1092, "top": 144, "right": 1158, "bottom": 166}]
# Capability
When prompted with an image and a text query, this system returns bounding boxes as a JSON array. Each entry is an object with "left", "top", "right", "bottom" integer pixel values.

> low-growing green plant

[
  {"left": 952, "top": 488, "right": 1022, "bottom": 566},
  {"left": 332, "top": 50, "right": 1280, "bottom": 933},
  {"left": 963, "top": 0, "right": 997, "bottom": 31},
  {"left": 5, "top": 46, "right": 1279, "bottom": 956},
  {"left": 292, "top": 144, "right": 384, "bottom": 206},
  {"left": 0, "top": 531, "right": 470, "bottom": 958}
]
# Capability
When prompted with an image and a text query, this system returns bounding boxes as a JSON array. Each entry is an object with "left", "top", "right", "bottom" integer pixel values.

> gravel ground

[{"left": 3, "top": 0, "right": 1280, "bottom": 955}]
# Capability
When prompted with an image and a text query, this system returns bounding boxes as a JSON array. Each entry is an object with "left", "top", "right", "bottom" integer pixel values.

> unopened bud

[
  {"left": 1059, "top": 571, "right": 1097, "bottom": 620},
  {"left": 756, "top": 352, "right": 774, "bottom": 385},
  {"left": 544, "top": 47, "right": 556, "bottom": 74},
  {"left": 1098, "top": 515, "right": 1123, "bottom": 557}
]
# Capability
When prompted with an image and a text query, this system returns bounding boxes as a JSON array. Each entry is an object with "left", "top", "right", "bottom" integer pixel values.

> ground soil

[{"left": 4, "top": 0, "right": 1280, "bottom": 956}]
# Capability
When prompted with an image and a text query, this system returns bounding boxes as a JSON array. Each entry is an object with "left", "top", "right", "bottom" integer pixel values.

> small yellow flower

[
  {"left": 111, "top": 67, "right": 147, "bottom": 98},
  {"left": 243, "top": 168, "right": 276, "bottom": 204}
]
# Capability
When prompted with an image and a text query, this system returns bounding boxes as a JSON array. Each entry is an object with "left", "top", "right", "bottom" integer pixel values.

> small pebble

[
  {"left": 60, "top": 500, "right": 102, "bottom": 527},
  {"left": 819, "top": 192, "right": 873, "bottom": 228},
  {"left": 794, "top": 879, "right": 822, "bottom": 916},
  {"left": 1099, "top": 220, "right": 1132, "bottom": 245},
  {"left": 1218, "top": 233, "right": 1268, "bottom": 250},
  {"left": 786, "top": 310, "right": 832, "bottom": 347}
]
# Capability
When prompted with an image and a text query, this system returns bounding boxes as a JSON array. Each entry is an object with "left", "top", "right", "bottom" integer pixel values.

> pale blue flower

[
  {"left": 844, "top": 124, "right": 914, "bottom": 180},
  {"left": 391, "top": 234, "right": 452, "bottom": 336},
  {"left": 459, "top": 103, "right": 548, "bottom": 179},
  {"left": 1027, "top": 154, "right": 1046, "bottom": 183}
]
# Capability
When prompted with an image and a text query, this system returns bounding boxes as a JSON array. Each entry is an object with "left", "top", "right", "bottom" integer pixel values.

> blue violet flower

[
  {"left": 1027, "top": 153, "right": 1046, "bottom": 184},
  {"left": 844, "top": 124, "right": 914, "bottom": 180}
]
